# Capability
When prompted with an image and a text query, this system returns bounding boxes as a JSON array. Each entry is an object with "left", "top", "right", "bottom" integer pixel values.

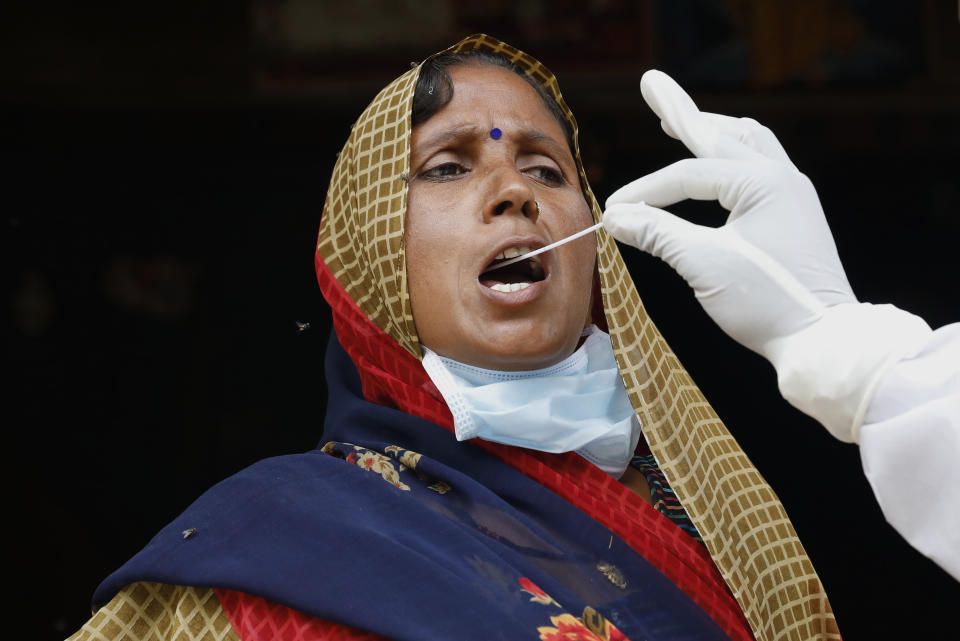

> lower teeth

[{"left": 491, "top": 282, "right": 531, "bottom": 293}]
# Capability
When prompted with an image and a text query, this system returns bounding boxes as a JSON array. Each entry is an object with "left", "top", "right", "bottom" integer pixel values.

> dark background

[{"left": 5, "top": 1, "right": 959, "bottom": 639}]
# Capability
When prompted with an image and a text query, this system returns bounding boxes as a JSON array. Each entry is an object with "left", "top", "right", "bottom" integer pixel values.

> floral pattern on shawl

[
  {"left": 537, "top": 612, "right": 629, "bottom": 641},
  {"left": 349, "top": 448, "right": 410, "bottom": 491},
  {"left": 519, "top": 577, "right": 562, "bottom": 608},
  {"left": 322, "top": 442, "right": 453, "bottom": 494},
  {"left": 386, "top": 444, "right": 451, "bottom": 493},
  {"left": 517, "top": 578, "right": 630, "bottom": 641},
  {"left": 384, "top": 445, "right": 422, "bottom": 471},
  {"left": 321, "top": 442, "right": 410, "bottom": 490},
  {"left": 427, "top": 480, "right": 452, "bottom": 494}
]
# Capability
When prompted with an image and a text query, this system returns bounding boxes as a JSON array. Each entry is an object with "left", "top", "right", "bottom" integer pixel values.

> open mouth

[{"left": 479, "top": 246, "right": 546, "bottom": 293}]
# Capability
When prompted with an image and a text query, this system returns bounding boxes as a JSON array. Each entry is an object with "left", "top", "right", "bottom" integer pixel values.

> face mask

[{"left": 421, "top": 325, "right": 641, "bottom": 478}]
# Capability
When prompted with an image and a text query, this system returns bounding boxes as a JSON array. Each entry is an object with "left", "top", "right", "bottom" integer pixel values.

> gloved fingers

[
  {"left": 660, "top": 118, "right": 679, "bottom": 141},
  {"left": 640, "top": 69, "right": 762, "bottom": 162},
  {"left": 605, "top": 157, "right": 752, "bottom": 212},
  {"left": 640, "top": 70, "right": 715, "bottom": 158},
  {"left": 603, "top": 201, "right": 707, "bottom": 270},
  {"left": 699, "top": 112, "right": 797, "bottom": 169}
]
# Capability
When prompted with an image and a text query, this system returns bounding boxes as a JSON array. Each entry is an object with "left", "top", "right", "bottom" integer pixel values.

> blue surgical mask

[{"left": 422, "top": 325, "right": 641, "bottom": 478}]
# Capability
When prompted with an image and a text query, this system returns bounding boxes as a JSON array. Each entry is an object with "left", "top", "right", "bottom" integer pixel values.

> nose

[{"left": 482, "top": 168, "right": 539, "bottom": 224}]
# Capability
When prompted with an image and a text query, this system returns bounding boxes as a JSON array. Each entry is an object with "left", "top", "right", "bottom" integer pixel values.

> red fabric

[
  {"left": 216, "top": 589, "right": 389, "bottom": 641},
  {"left": 315, "top": 254, "right": 754, "bottom": 641}
]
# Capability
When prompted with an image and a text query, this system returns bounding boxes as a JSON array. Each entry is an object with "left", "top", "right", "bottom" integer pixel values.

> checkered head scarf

[{"left": 316, "top": 34, "right": 839, "bottom": 641}]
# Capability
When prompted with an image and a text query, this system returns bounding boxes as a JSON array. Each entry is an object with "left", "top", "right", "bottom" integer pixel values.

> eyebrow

[
  {"left": 413, "top": 125, "right": 483, "bottom": 159},
  {"left": 412, "top": 124, "right": 568, "bottom": 163},
  {"left": 515, "top": 128, "right": 567, "bottom": 157}
]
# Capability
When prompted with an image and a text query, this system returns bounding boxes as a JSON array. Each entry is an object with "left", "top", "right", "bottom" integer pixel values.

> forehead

[{"left": 417, "top": 63, "right": 569, "bottom": 144}]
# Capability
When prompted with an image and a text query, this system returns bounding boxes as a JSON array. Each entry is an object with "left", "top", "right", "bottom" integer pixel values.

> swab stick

[{"left": 481, "top": 221, "right": 604, "bottom": 274}]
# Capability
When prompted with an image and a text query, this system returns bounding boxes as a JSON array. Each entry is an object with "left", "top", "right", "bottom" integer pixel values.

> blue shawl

[{"left": 93, "top": 332, "right": 730, "bottom": 640}]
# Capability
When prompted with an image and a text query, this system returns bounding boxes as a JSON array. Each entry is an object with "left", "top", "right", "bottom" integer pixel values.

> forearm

[{"left": 858, "top": 322, "right": 960, "bottom": 581}]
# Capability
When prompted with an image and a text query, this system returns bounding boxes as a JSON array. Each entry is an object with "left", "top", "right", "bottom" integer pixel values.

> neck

[{"left": 619, "top": 466, "right": 653, "bottom": 506}]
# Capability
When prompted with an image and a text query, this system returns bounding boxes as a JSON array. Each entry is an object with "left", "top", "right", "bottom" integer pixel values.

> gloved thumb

[{"left": 603, "top": 201, "right": 704, "bottom": 275}]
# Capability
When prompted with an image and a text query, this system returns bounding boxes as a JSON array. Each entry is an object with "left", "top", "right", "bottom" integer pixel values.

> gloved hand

[{"left": 604, "top": 70, "right": 931, "bottom": 443}]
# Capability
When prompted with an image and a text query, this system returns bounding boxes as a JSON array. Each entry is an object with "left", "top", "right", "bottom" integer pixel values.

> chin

[{"left": 468, "top": 323, "right": 581, "bottom": 371}]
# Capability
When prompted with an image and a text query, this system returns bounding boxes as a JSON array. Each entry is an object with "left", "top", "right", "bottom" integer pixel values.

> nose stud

[{"left": 489, "top": 127, "right": 502, "bottom": 140}]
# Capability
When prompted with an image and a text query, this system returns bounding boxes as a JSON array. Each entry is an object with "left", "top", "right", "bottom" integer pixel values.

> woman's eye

[
  {"left": 421, "top": 162, "right": 467, "bottom": 180},
  {"left": 526, "top": 166, "right": 565, "bottom": 186}
]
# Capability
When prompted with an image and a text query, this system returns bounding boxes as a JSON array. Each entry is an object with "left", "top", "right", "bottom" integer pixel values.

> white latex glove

[{"left": 604, "top": 70, "right": 931, "bottom": 443}]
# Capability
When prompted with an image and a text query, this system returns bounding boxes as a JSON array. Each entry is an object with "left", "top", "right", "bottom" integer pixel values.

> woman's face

[{"left": 406, "top": 63, "right": 596, "bottom": 371}]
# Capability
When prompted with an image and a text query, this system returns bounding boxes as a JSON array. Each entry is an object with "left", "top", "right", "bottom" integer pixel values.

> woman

[{"left": 70, "top": 35, "right": 839, "bottom": 641}]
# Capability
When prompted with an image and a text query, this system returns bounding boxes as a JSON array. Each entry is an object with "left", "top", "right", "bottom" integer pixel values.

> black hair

[{"left": 411, "top": 52, "right": 576, "bottom": 154}]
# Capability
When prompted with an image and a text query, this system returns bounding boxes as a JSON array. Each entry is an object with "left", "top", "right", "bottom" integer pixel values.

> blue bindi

[{"left": 489, "top": 127, "right": 502, "bottom": 140}]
